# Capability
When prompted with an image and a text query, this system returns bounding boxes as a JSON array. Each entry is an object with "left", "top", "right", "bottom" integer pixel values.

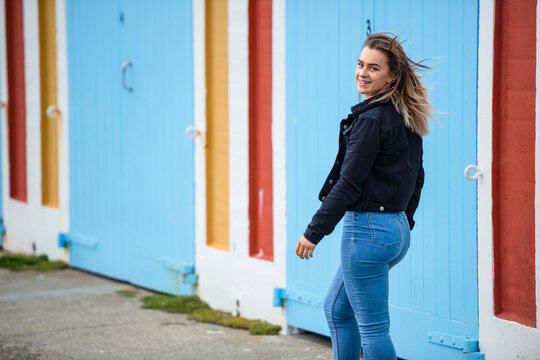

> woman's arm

[
  {"left": 405, "top": 149, "right": 424, "bottom": 230},
  {"left": 302, "top": 116, "right": 381, "bottom": 245}
]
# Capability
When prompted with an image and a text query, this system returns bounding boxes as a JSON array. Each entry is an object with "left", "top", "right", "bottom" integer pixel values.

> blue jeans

[{"left": 324, "top": 211, "right": 410, "bottom": 360}]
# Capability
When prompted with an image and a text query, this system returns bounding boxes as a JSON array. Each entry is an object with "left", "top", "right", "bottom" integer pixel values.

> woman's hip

[{"left": 341, "top": 211, "right": 410, "bottom": 264}]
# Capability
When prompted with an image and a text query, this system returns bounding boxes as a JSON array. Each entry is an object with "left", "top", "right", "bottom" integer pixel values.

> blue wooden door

[
  {"left": 66, "top": 0, "right": 125, "bottom": 279},
  {"left": 65, "top": 0, "right": 195, "bottom": 295},
  {"left": 279, "top": 1, "right": 481, "bottom": 359},
  {"left": 121, "top": 0, "right": 195, "bottom": 295}
]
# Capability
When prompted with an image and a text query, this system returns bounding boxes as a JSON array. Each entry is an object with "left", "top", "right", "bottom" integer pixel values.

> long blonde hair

[{"left": 363, "top": 32, "right": 434, "bottom": 136}]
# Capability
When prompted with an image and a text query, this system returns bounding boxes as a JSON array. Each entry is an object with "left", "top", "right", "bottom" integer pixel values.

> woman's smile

[{"left": 355, "top": 47, "right": 395, "bottom": 99}]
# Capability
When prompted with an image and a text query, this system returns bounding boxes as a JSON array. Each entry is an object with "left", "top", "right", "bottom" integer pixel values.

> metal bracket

[
  {"left": 428, "top": 330, "right": 482, "bottom": 354},
  {"left": 161, "top": 257, "right": 197, "bottom": 285},
  {"left": 273, "top": 288, "right": 324, "bottom": 308},
  {"left": 58, "top": 232, "right": 97, "bottom": 249}
]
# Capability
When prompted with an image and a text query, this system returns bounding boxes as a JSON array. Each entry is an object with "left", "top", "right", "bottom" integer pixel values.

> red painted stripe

[
  {"left": 249, "top": 0, "right": 273, "bottom": 261},
  {"left": 492, "top": 0, "right": 537, "bottom": 328},
  {"left": 5, "top": 0, "right": 27, "bottom": 202}
]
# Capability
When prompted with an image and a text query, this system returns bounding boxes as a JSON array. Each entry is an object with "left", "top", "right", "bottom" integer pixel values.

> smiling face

[{"left": 355, "top": 46, "right": 396, "bottom": 99}]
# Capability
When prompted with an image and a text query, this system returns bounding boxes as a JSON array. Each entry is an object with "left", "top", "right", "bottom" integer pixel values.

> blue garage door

[
  {"left": 64, "top": 0, "right": 195, "bottom": 295},
  {"left": 278, "top": 1, "right": 481, "bottom": 359}
]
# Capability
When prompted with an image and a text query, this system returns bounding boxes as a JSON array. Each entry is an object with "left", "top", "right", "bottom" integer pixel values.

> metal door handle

[
  {"left": 121, "top": 61, "right": 133, "bottom": 92},
  {"left": 464, "top": 165, "right": 483, "bottom": 181}
]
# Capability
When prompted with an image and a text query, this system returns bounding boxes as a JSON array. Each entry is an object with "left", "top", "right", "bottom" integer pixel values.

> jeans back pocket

[{"left": 366, "top": 212, "right": 402, "bottom": 249}]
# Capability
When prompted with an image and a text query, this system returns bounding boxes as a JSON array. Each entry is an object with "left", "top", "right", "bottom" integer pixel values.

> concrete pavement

[{"left": 0, "top": 268, "right": 333, "bottom": 360}]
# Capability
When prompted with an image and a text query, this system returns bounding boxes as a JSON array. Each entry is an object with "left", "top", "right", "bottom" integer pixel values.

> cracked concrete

[{"left": 0, "top": 268, "right": 333, "bottom": 360}]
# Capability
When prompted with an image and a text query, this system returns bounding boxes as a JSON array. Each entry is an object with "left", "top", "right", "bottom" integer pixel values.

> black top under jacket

[{"left": 303, "top": 96, "right": 425, "bottom": 245}]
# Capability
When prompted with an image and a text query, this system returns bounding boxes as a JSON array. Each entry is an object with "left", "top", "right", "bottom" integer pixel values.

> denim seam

[
  {"left": 348, "top": 213, "right": 363, "bottom": 340},
  {"left": 327, "top": 280, "right": 343, "bottom": 360}
]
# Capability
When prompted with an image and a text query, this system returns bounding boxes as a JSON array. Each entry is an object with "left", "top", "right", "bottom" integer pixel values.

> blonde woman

[{"left": 295, "top": 33, "right": 433, "bottom": 360}]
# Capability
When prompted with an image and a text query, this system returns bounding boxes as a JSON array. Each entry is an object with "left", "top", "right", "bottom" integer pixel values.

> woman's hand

[{"left": 296, "top": 235, "right": 316, "bottom": 260}]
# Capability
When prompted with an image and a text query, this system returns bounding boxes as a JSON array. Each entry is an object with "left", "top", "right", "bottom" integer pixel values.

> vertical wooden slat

[
  {"left": 248, "top": 0, "right": 273, "bottom": 260},
  {"left": 492, "top": 0, "right": 537, "bottom": 328},
  {"left": 206, "top": 0, "right": 229, "bottom": 251},
  {"left": 39, "top": 0, "right": 59, "bottom": 207},
  {"left": 5, "top": 0, "right": 27, "bottom": 202}
]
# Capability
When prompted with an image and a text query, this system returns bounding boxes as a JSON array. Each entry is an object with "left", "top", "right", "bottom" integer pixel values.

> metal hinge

[
  {"left": 428, "top": 330, "right": 484, "bottom": 359},
  {"left": 273, "top": 287, "right": 324, "bottom": 308},
  {"left": 161, "top": 258, "right": 197, "bottom": 285},
  {"left": 58, "top": 232, "right": 97, "bottom": 249}
]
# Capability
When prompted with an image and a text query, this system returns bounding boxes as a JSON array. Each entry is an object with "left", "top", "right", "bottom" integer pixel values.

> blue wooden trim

[
  {"left": 0, "top": 218, "right": 5, "bottom": 249},
  {"left": 428, "top": 330, "right": 480, "bottom": 352},
  {"left": 161, "top": 257, "right": 197, "bottom": 285},
  {"left": 464, "top": 352, "right": 485, "bottom": 360},
  {"left": 58, "top": 232, "right": 97, "bottom": 249},
  {"left": 58, "top": 232, "right": 70, "bottom": 248},
  {"left": 274, "top": 287, "right": 324, "bottom": 308}
]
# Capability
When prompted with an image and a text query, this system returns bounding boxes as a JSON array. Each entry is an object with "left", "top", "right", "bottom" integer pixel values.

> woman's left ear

[{"left": 387, "top": 73, "right": 397, "bottom": 84}]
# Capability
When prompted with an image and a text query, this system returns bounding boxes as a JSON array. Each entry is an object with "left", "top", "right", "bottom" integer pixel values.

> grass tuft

[
  {"left": 116, "top": 289, "right": 138, "bottom": 297},
  {"left": 0, "top": 254, "right": 68, "bottom": 271},
  {"left": 249, "top": 321, "right": 281, "bottom": 335},
  {"left": 218, "top": 316, "right": 257, "bottom": 330},
  {"left": 141, "top": 295, "right": 210, "bottom": 314},
  {"left": 188, "top": 309, "right": 227, "bottom": 323}
]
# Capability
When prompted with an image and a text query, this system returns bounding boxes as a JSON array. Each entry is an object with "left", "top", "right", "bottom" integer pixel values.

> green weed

[
  {"left": 141, "top": 295, "right": 210, "bottom": 314},
  {"left": 0, "top": 254, "right": 68, "bottom": 271}
]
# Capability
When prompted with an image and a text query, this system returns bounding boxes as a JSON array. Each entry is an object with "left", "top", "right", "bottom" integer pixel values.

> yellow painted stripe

[
  {"left": 206, "top": 0, "right": 229, "bottom": 250},
  {"left": 39, "top": 0, "right": 59, "bottom": 208}
]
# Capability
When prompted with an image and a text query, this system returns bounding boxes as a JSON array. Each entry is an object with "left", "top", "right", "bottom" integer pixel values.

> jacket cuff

[{"left": 303, "top": 230, "right": 322, "bottom": 245}]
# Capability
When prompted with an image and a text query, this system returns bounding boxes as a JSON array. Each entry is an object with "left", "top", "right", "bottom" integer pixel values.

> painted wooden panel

[
  {"left": 492, "top": 0, "right": 537, "bottom": 328},
  {"left": 249, "top": 0, "right": 273, "bottom": 261},
  {"left": 206, "top": 0, "right": 229, "bottom": 251},
  {"left": 121, "top": 0, "right": 195, "bottom": 295},
  {"left": 5, "top": 0, "right": 27, "bottom": 202},
  {"left": 67, "top": 0, "right": 125, "bottom": 279},
  {"left": 66, "top": 0, "right": 195, "bottom": 295},
  {"left": 285, "top": 1, "right": 479, "bottom": 359},
  {"left": 39, "top": 0, "right": 59, "bottom": 208}
]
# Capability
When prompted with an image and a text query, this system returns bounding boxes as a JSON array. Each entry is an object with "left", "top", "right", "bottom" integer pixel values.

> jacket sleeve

[
  {"left": 303, "top": 117, "right": 380, "bottom": 245},
  {"left": 405, "top": 148, "right": 424, "bottom": 230}
]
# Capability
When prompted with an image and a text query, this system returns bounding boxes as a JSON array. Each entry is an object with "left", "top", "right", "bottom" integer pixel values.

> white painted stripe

[
  {"left": 228, "top": 0, "right": 249, "bottom": 257},
  {"left": 56, "top": 0, "right": 70, "bottom": 261},
  {"left": 272, "top": 0, "right": 288, "bottom": 333},
  {"left": 477, "top": 0, "right": 495, "bottom": 355},
  {"left": 192, "top": 0, "right": 207, "bottom": 293}
]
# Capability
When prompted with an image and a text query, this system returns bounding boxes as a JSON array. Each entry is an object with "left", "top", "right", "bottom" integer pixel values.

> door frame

[{"left": 477, "top": 0, "right": 540, "bottom": 357}]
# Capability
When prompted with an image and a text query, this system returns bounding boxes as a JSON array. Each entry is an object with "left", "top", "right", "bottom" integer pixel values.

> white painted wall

[
  {"left": 193, "top": 0, "right": 287, "bottom": 329},
  {"left": 477, "top": 0, "right": 540, "bottom": 358},
  {"left": 0, "top": 0, "right": 67, "bottom": 260}
]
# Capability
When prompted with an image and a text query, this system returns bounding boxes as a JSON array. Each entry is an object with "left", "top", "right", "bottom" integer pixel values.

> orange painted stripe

[
  {"left": 206, "top": 0, "right": 229, "bottom": 251},
  {"left": 492, "top": 0, "right": 537, "bottom": 328},
  {"left": 5, "top": 0, "right": 27, "bottom": 202},
  {"left": 39, "top": 0, "right": 59, "bottom": 208},
  {"left": 248, "top": 0, "right": 273, "bottom": 261}
]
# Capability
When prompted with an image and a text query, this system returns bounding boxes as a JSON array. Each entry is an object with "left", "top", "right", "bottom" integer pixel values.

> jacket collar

[{"left": 350, "top": 94, "right": 389, "bottom": 116}]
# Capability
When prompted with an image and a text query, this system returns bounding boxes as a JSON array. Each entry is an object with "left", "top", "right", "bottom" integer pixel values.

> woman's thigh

[{"left": 340, "top": 211, "right": 409, "bottom": 335}]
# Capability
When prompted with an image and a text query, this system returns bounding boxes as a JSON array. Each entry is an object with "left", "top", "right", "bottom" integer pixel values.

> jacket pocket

[{"left": 366, "top": 212, "right": 402, "bottom": 248}]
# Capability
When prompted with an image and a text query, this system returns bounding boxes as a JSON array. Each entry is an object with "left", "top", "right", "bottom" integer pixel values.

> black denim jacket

[{"left": 304, "top": 96, "right": 424, "bottom": 245}]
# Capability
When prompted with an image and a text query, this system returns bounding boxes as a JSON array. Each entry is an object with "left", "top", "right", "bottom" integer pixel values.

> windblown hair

[{"left": 363, "top": 32, "right": 435, "bottom": 136}]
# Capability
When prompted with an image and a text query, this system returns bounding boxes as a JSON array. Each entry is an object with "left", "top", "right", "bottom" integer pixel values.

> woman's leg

[
  {"left": 324, "top": 265, "right": 361, "bottom": 359},
  {"left": 341, "top": 212, "right": 409, "bottom": 360}
]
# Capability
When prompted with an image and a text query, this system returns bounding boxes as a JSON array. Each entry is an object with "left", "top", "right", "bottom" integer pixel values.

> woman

[{"left": 295, "top": 33, "right": 433, "bottom": 360}]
